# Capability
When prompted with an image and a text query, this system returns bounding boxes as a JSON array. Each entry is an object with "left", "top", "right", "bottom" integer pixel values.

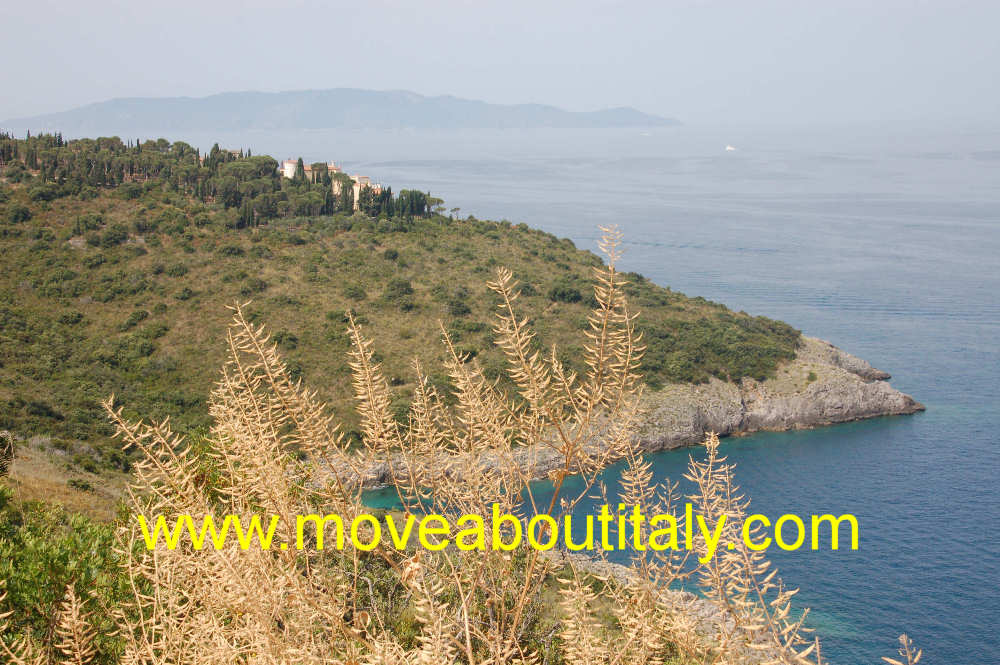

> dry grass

[{"left": 5, "top": 443, "right": 127, "bottom": 520}]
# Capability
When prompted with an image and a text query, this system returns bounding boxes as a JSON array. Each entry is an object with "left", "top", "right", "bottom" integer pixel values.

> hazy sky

[{"left": 3, "top": 0, "right": 998, "bottom": 128}]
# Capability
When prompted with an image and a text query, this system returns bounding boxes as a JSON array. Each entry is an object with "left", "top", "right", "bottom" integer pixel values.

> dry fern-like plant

[
  {"left": 682, "top": 432, "right": 826, "bottom": 664},
  {"left": 883, "top": 634, "right": 922, "bottom": 665},
  {"left": 0, "top": 224, "right": 915, "bottom": 665},
  {"left": 93, "top": 226, "right": 659, "bottom": 664},
  {"left": 53, "top": 584, "right": 99, "bottom": 665}
]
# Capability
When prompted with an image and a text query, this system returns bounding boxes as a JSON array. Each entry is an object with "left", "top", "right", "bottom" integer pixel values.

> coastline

[
  {"left": 635, "top": 335, "right": 924, "bottom": 453},
  {"left": 349, "top": 336, "right": 923, "bottom": 488}
]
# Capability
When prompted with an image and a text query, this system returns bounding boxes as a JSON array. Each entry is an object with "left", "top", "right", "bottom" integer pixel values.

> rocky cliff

[
  {"left": 635, "top": 336, "right": 924, "bottom": 453},
  {"left": 346, "top": 337, "right": 923, "bottom": 488}
]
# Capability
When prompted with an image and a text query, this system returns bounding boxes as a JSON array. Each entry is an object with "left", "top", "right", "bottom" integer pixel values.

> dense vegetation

[
  {"left": 0, "top": 132, "right": 799, "bottom": 480},
  {"left": 0, "top": 485, "right": 127, "bottom": 659}
]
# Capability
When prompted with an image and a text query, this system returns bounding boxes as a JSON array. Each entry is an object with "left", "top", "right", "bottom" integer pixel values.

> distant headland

[{"left": 2, "top": 89, "right": 680, "bottom": 134}]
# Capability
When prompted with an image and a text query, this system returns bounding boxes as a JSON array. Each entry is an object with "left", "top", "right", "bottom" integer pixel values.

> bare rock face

[
  {"left": 637, "top": 336, "right": 923, "bottom": 453},
  {"left": 342, "top": 337, "right": 923, "bottom": 488}
]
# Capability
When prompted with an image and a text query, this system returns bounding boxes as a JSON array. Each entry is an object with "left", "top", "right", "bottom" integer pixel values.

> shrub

[
  {"left": 240, "top": 278, "right": 268, "bottom": 295},
  {"left": 67, "top": 478, "right": 94, "bottom": 492},
  {"left": 547, "top": 278, "right": 583, "bottom": 303},
  {"left": 119, "top": 310, "right": 149, "bottom": 331},
  {"left": 383, "top": 278, "right": 414, "bottom": 302},
  {"left": 0, "top": 491, "right": 128, "bottom": 661},
  {"left": 25, "top": 400, "right": 64, "bottom": 421},
  {"left": 73, "top": 213, "right": 104, "bottom": 235},
  {"left": 77, "top": 186, "right": 98, "bottom": 201},
  {"left": 0, "top": 432, "right": 13, "bottom": 477},
  {"left": 7, "top": 204, "right": 31, "bottom": 223},
  {"left": 273, "top": 330, "right": 299, "bottom": 350},
  {"left": 132, "top": 217, "right": 158, "bottom": 234},
  {"left": 447, "top": 298, "right": 471, "bottom": 317},
  {"left": 28, "top": 183, "right": 63, "bottom": 202},
  {"left": 82, "top": 253, "right": 105, "bottom": 269},
  {"left": 139, "top": 323, "right": 170, "bottom": 339},
  {"left": 344, "top": 284, "right": 367, "bottom": 301},
  {"left": 70, "top": 454, "right": 98, "bottom": 474},
  {"left": 100, "top": 223, "right": 129, "bottom": 248},
  {"left": 119, "top": 182, "right": 143, "bottom": 199},
  {"left": 58, "top": 311, "right": 84, "bottom": 325}
]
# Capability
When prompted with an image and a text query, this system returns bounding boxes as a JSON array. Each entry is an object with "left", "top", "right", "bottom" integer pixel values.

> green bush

[
  {"left": 240, "top": 277, "right": 268, "bottom": 295},
  {"left": 67, "top": 478, "right": 94, "bottom": 492},
  {"left": 7, "top": 203, "right": 31, "bottom": 223},
  {"left": 28, "top": 183, "right": 64, "bottom": 202},
  {"left": 448, "top": 298, "right": 471, "bottom": 317},
  {"left": 383, "top": 278, "right": 413, "bottom": 301},
  {"left": 547, "top": 278, "right": 582, "bottom": 303},
  {"left": 73, "top": 213, "right": 104, "bottom": 235},
  {"left": 344, "top": 284, "right": 367, "bottom": 301},
  {"left": 118, "top": 182, "right": 143, "bottom": 200},
  {"left": 383, "top": 278, "right": 415, "bottom": 311},
  {"left": 100, "top": 223, "right": 129, "bottom": 248},
  {"left": 274, "top": 329, "right": 299, "bottom": 350},
  {"left": 119, "top": 310, "right": 149, "bottom": 331},
  {"left": 139, "top": 323, "right": 170, "bottom": 339},
  {"left": 82, "top": 253, "right": 106, "bottom": 269},
  {"left": 0, "top": 489, "right": 128, "bottom": 664},
  {"left": 58, "top": 310, "right": 84, "bottom": 325}
]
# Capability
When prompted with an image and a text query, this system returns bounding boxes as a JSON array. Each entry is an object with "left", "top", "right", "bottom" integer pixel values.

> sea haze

[
  {"left": 70, "top": 124, "right": 1000, "bottom": 664},
  {"left": 2, "top": 89, "right": 677, "bottom": 133}
]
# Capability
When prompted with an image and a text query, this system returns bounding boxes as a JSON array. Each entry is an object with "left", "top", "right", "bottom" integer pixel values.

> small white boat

[{"left": 725, "top": 145, "right": 737, "bottom": 152}]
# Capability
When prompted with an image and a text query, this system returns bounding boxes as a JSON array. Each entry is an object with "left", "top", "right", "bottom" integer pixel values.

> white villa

[
  {"left": 281, "top": 157, "right": 383, "bottom": 211},
  {"left": 280, "top": 158, "right": 343, "bottom": 182}
]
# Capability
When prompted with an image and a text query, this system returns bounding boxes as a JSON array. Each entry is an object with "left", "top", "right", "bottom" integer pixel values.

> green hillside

[{"left": 0, "top": 132, "right": 799, "bottom": 478}]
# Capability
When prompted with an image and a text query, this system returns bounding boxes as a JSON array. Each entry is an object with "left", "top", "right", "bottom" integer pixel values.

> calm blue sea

[{"left": 167, "top": 124, "right": 1000, "bottom": 664}]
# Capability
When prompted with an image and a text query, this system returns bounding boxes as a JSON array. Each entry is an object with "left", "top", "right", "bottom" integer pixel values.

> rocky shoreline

[
  {"left": 348, "top": 336, "right": 923, "bottom": 488},
  {"left": 635, "top": 335, "right": 924, "bottom": 453}
]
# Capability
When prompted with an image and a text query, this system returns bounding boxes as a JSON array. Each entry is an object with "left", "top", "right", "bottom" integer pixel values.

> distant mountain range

[{"left": 3, "top": 89, "right": 678, "bottom": 134}]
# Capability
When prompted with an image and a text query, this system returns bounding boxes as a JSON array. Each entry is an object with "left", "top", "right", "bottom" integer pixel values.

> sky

[{"left": 3, "top": 0, "right": 998, "bottom": 129}]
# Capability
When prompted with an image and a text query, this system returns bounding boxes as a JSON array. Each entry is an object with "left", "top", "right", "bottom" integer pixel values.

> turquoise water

[{"left": 167, "top": 125, "right": 999, "bottom": 663}]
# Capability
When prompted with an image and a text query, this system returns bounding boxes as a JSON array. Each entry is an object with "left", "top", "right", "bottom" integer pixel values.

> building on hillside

[
  {"left": 280, "top": 158, "right": 343, "bottom": 182},
  {"left": 332, "top": 174, "right": 384, "bottom": 211},
  {"left": 280, "top": 158, "right": 383, "bottom": 211}
]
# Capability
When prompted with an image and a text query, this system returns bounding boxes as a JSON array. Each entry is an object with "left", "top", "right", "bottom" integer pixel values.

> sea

[{"left": 158, "top": 123, "right": 999, "bottom": 664}]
